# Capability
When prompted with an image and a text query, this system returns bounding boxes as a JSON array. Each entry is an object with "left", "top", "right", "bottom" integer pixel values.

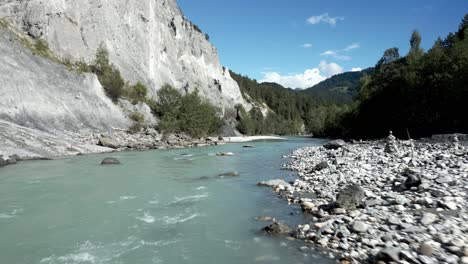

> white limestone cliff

[{"left": 0, "top": 0, "right": 247, "bottom": 110}]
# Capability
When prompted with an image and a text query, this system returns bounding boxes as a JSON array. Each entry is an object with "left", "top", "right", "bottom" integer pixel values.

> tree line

[{"left": 329, "top": 14, "right": 468, "bottom": 139}]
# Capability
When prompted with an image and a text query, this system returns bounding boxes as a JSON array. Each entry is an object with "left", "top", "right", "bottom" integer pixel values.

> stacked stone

[{"left": 384, "top": 131, "right": 399, "bottom": 154}]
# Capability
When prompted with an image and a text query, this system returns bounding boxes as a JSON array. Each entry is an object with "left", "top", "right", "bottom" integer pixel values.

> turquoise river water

[{"left": 0, "top": 137, "right": 336, "bottom": 264}]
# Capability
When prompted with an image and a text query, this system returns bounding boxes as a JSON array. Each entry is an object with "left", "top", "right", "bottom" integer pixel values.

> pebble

[
  {"left": 351, "top": 221, "right": 368, "bottom": 233},
  {"left": 420, "top": 212, "right": 438, "bottom": 225},
  {"left": 419, "top": 242, "right": 434, "bottom": 256}
]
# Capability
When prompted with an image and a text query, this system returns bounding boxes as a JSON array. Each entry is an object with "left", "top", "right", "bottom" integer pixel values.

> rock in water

[
  {"left": 323, "top": 140, "right": 346, "bottom": 150},
  {"left": 0, "top": 155, "right": 6, "bottom": 167},
  {"left": 257, "top": 179, "right": 290, "bottom": 188},
  {"left": 336, "top": 184, "right": 365, "bottom": 210},
  {"left": 262, "top": 221, "right": 290, "bottom": 235},
  {"left": 218, "top": 171, "right": 239, "bottom": 177},
  {"left": 101, "top": 158, "right": 121, "bottom": 165}
]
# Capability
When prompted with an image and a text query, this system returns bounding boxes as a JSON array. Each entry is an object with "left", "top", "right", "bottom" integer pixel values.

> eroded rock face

[
  {"left": 0, "top": 0, "right": 248, "bottom": 111},
  {"left": 0, "top": 28, "right": 130, "bottom": 134}
]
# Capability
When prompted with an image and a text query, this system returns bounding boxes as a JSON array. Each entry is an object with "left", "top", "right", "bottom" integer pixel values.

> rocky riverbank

[
  {"left": 0, "top": 126, "right": 225, "bottom": 168},
  {"left": 264, "top": 135, "right": 467, "bottom": 263}
]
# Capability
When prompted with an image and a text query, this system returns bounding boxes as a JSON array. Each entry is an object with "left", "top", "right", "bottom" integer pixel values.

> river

[{"left": 0, "top": 137, "right": 336, "bottom": 264}]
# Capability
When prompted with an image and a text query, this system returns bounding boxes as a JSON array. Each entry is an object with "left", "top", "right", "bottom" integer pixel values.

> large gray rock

[
  {"left": 258, "top": 179, "right": 290, "bottom": 188},
  {"left": 261, "top": 221, "right": 290, "bottom": 235},
  {"left": 101, "top": 157, "right": 121, "bottom": 165},
  {"left": 99, "top": 137, "right": 121, "bottom": 149},
  {"left": 323, "top": 139, "right": 346, "bottom": 150},
  {"left": 0, "top": 0, "right": 249, "bottom": 111},
  {"left": 336, "top": 184, "right": 365, "bottom": 210}
]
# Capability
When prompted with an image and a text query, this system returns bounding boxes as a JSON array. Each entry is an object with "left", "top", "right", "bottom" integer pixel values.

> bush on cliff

[
  {"left": 91, "top": 45, "right": 125, "bottom": 102},
  {"left": 155, "top": 85, "right": 223, "bottom": 138}
]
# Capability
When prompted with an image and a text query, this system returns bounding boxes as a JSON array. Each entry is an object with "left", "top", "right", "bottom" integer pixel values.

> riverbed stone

[
  {"left": 351, "top": 221, "right": 369, "bottom": 233},
  {"left": 276, "top": 138, "right": 468, "bottom": 263},
  {"left": 262, "top": 221, "right": 290, "bottom": 235},
  {"left": 99, "top": 136, "right": 121, "bottom": 149},
  {"left": 257, "top": 179, "right": 290, "bottom": 188},
  {"left": 336, "top": 184, "right": 365, "bottom": 210},
  {"left": 419, "top": 242, "right": 434, "bottom": 256},
  {"left": 218, "top": 171, "right": 239, "bottom": 177},
  {"left": 323, "top": 139, "right": 346, "bottom": 150},
  {"left": 420, "top": 213, "right": 438, "bottom": 225}
]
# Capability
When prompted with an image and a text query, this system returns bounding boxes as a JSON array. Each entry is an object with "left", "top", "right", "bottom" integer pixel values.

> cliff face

[
  {"left": 0, "top": 0, "right": 248, "bottom": 158},
  {"left": 0, "top": 28, "right": 130, "bottom": 133},
  {"left": 0, "top": 0, "right": 246, "bottom": 110}
]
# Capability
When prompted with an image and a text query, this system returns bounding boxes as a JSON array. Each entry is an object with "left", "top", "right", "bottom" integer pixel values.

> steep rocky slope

[
  {"left": 0, "top": 0, "right": 250, "bottom": 158},
  {"left": 0, "top": 0, "right": 247, "bottom": 110},
  {"left": 0, "top": 27, "right": 127, "bottom": 157}
]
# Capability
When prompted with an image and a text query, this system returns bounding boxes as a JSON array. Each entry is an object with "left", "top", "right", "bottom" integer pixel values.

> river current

[{"left": 0, "top": 137, "right": 336, "bottom": 264}]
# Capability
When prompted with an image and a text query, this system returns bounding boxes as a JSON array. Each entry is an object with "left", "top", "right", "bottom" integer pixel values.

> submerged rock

[
  {"left": 218, "top": 171, "right": 239, "bottom": 177},
  {"left": 255, "top": 216, "right": 273, "bottom": 221},
  {"left": 100, "top": 157, "right": 121, "bottom": 165}
]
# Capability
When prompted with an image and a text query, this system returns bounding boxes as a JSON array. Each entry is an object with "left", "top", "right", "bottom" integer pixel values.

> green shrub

[
  {"left": 34, "top": 39, "right": 50, "bottom": 56},
  {"left": 128, "top": 82, "right": 148, "bottom": 104},
  {"left": 129, "top": 123, "right": 143, "bottom": 134},
  {"left": 155, "top": 85, "right": 223, "bottom": 138},
  {"left": 91, "top": 44, "right": 125, "bottom": 102},
  {"left": 129, "top": 112, "right": 145, "bottom": 123}
]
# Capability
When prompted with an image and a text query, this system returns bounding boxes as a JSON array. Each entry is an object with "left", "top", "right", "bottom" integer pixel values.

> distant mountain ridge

[{"left": 301, "top": 68, "right": 373, "bottom": 104}]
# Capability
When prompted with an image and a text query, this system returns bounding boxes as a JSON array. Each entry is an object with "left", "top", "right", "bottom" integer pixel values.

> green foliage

[
  {"left": 129, "top": 123, "right": 143, "bottom": 134},
  {"left": 231, "top": 70, "right": 360, "bottom": 136},
  {"left": 155, "top": 85, "right": 223, "bottom": 138},
  {"left": 0, "top": 18, "right": 10, "bottom": 28},
  {"left": 128, "top": 82, "right": 148, "bottom": 104},
  {"left": 129, "top": 112, "right": 145, "bottom": 123},
  {"left": 336, "top": 15, "right": 468, "bottom": 139},
  {"left": 91, "top": 44, "right": 125, "bottom": 102}
]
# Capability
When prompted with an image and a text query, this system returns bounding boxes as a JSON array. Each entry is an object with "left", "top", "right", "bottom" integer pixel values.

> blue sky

[{"left": 177, "top": 0, "right": 467, "bottom": 88}]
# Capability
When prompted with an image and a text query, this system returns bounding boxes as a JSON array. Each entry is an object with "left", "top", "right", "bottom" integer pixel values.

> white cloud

[
  {"left": 351, "top": 67, "right": 363, "bottom": 72},
  {"left": 259, "top": 61, "right": 343, "bottom": 89},
  {"left": 307, "top": 13, "right": 344, "bottom": 26},
  {"left": 320, "top": 50, "right": 336, "bottom": 56},
  {"left": 320, "top": 42, "right": 360, "bottom": 61},
  {"left": 344, "top": 43, "right": 360, "bottom": 51},
  {"left": 319, "top": 61, "right": 344, "bottom": 77},
  {"left": 301, "top": 43, "right": 313, "bottom": 48}
]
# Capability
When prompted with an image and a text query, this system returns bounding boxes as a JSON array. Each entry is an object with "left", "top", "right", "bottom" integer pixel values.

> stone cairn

[
  {"left": 384, "top": 131, "right": 399, "bottom": 154},
  {"left": 453, "top": 135, "right": 460, "bottom": 150}
]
